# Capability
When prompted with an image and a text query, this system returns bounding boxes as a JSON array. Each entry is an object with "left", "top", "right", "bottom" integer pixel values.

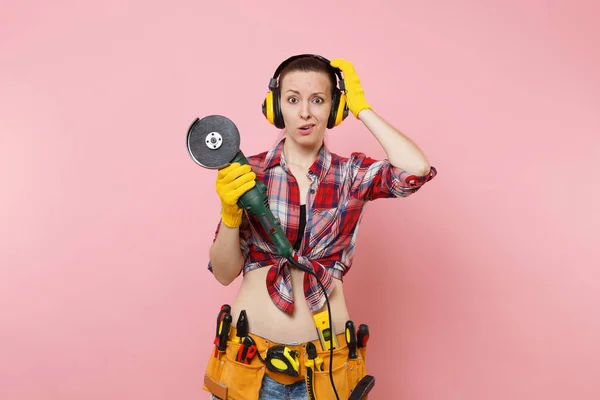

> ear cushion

[
  {"left": 262, "top": 91, "right": 275, "bottom": 126},
  {"left": 328, "top": 90, "right": 349, "bottom": 128},
  {"left": 272, "top": 87, "right": 285, "bottom": 129},
  {"left": 336, "top": 92, "right": 349, "bottom": 126},
  {"left": 328, "top": 90, "right": 340, "bottom": 129}
]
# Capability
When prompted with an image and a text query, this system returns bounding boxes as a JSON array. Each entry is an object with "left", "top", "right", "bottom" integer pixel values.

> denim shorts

[{"left": 210, "top": 374, "right": 307, "bottom": 400}]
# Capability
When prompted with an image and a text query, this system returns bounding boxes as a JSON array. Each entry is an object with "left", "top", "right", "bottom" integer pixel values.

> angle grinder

[{"left": 186, "top": 114, "right": 293, "bottom": 258}]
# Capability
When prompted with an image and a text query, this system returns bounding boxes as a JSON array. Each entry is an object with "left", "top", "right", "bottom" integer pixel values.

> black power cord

[{"left": 287, "top": 256, "right": 340, "bottom": 400}]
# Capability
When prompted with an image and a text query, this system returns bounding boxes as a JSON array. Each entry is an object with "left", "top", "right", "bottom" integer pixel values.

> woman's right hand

[{"left": 215, "top": 162, "right": 256, "bottom": 228}]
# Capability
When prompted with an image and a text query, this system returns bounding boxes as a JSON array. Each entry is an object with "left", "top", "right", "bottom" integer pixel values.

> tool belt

[{"left": 203, "top": 325, "right": 369, "bottom": 400}]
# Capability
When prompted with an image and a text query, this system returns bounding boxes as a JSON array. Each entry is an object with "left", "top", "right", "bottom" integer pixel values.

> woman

[{"left": 203, "top": 54, "right": 436, "bottom": 400}]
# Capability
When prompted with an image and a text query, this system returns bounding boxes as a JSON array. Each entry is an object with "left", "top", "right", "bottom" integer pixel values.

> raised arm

[{"left": 330, "top": 58, "right": 432, "bottom": 177}]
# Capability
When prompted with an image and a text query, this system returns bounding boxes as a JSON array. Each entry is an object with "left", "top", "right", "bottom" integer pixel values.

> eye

[
  {"left": 287, "top": 97, "right": 298, "bottom": 104},
  {"left": 312, "top": 97, "right": 324, "bottom": 104}
]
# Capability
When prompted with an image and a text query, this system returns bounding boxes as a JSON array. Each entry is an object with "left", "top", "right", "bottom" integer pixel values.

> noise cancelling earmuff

[{"left": 262, "top": 54, "right": 349, "bottom": 130}]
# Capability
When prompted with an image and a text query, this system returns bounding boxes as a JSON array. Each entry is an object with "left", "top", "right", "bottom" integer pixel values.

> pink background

[{"left": 1, "top": 0, "right": 599, "bottom": 399}]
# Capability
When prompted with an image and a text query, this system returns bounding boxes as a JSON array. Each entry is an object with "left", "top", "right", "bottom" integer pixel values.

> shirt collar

[{"left": 264, "top": 136, "right": 332, "bottom": 181}]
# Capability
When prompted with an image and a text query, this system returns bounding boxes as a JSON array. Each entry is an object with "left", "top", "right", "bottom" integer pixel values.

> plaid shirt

[{"left": 209, "top": 137, "right": 436, "bottom": 314}]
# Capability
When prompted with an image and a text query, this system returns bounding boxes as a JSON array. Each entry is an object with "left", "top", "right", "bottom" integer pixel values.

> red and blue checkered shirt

[{"left": 209, "top": 137, "right": 436, "bottom": 314}]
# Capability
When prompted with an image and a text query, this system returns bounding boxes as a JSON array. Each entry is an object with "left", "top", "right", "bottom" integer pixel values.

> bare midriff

[{"left": 229, "top": 266, "right": 350, "bottom": 344}]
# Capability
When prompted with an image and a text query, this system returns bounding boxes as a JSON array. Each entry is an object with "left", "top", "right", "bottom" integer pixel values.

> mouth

[{"left": 298, "top": 124, "right": 315, "bottom": 135}]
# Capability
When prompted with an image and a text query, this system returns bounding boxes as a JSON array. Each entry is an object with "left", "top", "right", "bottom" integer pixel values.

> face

[{"left": 279, "top": 70, "right": 332, "bottom": 148}]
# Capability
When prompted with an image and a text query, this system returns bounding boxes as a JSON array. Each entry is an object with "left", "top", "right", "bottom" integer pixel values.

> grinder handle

[{"left": 230, "top": 151, "right": 293, "bottom": 258}]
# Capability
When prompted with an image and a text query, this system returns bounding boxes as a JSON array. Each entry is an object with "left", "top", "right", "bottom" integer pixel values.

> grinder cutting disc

[{"left": 186, "top": 115, "right": 241, "bottom": 169}]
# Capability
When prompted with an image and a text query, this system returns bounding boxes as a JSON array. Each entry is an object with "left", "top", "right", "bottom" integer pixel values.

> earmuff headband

[{"left": 269, "top": 54, "right": 345, "bottom": 92}]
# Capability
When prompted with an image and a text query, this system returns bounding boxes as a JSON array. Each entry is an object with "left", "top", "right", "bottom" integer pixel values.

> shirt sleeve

[
  {"left": 207, "top": 213, "right": 252, "bottom": 274},
  {"left": 349, "top": 152, "right": 437, "bottom": 201}
]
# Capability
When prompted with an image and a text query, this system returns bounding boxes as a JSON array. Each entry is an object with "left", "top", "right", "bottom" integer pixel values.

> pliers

[{"left": 236, "top": 335, "right": 258, "bottom": 364}]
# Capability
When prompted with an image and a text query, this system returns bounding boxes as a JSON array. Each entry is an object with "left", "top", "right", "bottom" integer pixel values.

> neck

[{"left": 282, "top": 136, "right": 322, "bottom": 169}]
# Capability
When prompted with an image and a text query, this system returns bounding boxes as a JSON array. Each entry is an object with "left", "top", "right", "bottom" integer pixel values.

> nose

[{"left": 299, "top": 100, "right": 311, "bottom": 120}]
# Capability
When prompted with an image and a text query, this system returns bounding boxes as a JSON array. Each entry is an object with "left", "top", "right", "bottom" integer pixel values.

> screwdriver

[
  {"left": 214, "top": 304, "right": 231, "bottom": 345},
  {"left": 217, "top": 313, "right": 232, "bottom": 352},
  {"left": 345, "top": 320, "right": 358, "bottom": 359},
  {"left": 357, "top": 324, "right": 369, "bottom": 348}
]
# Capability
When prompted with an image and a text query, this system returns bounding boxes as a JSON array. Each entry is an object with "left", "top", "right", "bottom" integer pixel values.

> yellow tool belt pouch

[
  {"left": 203, "top": 337, "right": 266, "bottom": 400},
  {"left": 309, "top": 343, "right": 368, "bottom": 399}
]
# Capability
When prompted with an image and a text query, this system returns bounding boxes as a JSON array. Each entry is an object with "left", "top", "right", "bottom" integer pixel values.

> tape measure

[{"left": 265, "top": 346, "right": 300, "bottom": 377}]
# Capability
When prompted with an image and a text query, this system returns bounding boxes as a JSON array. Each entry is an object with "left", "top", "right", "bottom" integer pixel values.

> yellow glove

[
  {"left": 215, "top": 163, "right": 256, "bottom": 228},
  {"left": 330, "top": 58, "right": 372, "bottom": 118}
]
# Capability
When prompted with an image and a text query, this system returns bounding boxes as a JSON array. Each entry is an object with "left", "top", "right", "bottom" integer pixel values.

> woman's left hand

[{"left": 330, "top": 58, "right": 372, "bottom": 118}]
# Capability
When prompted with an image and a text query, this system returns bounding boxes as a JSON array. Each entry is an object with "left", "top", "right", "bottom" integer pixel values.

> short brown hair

[{"left": 278, "top": 57, "right": 337, "bottom": 97}]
